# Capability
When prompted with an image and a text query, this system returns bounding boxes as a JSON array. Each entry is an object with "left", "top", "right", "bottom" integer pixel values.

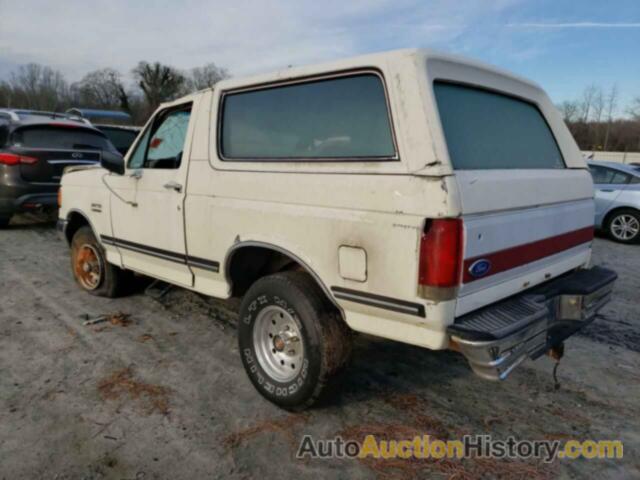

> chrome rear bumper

[{"left": 448, "top": 266, "right": 617, "bottom": 381}]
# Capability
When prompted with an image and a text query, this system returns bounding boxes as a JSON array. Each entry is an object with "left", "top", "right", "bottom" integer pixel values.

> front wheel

[
  {"left": 70, "top": 226, "right": 130, "bottom": 297},
  {"left": 607, "top": 209, "right": 640, "bottom": 244},
  {"left": 238, "top": 272, "right": 352, "bottom": 410}
]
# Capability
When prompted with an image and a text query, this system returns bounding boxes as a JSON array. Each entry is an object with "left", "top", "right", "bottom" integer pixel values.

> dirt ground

[{"left": 1, "top": 213, "right": 639, "bottom": 479}]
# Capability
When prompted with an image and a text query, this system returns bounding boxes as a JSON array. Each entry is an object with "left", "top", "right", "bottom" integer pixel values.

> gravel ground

[{"left": 1, "top": 213, "right": 639, "bottom": 479}]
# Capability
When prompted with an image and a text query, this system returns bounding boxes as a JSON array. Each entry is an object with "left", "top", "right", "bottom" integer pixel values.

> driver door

[{"left": 107, "top": 102, "right": 194, "bottom": 286}]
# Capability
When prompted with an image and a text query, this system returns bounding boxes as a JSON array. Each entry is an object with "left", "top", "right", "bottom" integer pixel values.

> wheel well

[
  {"left": 226, "top": 246, "right": 303, "bottom": 297},
  {"left": 64, "top": 211, "right": 90, "bottom": 244},
  {"left": 225, "top": 245, "right": 341, "bottom": 307},
  {"left": 603, "top": 207, "right": 640, "bottom": 229}
]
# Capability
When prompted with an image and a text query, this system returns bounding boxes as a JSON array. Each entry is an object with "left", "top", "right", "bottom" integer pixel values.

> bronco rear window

[
  {"left": 11, "top": 125, "right": 114, "bottom": 151},
  {"left": 434, "top": 82, "right": 564, "bottom": 170},
  {"left": 220, "top": 73, "right": 396, "bottom": 161}
]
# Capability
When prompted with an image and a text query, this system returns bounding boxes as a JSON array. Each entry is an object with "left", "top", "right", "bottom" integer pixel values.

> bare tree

[
  {"left": 629, "top": 96, "right": 640, "bottom": 121},
  {"left": 7, "top": 63, "right": 70, "bottom": 111},
  {"left": 591, "top": 87, "right": 606, "bottom": 147},
  {"left": 558, "top": 100, "right": 580, "bottom": 123},
  {"left": 184, "top": 63, "right": 229, "bottom": 93},
  {"left": 72, "top": 68, "right": 131, "bottom": 112},
  {"left": 592, "top": 88, "right": 605, "bottom": 123},
  {"left": 603, "top": 85, "right": 619, "bottom": 150},
  {"left": 579, "top": 84, "right": 599, "bottom": 123},
  {"left": 132, "top": 61, "right": 185, "bottom": 113},
  {"left": 0, "top": 81, "right": 11, "bottom": 107}
]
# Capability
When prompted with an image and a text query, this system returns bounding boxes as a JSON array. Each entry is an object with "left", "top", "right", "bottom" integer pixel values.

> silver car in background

[{"left": 588, "top": 160, "right": 640, "bottom": 243}]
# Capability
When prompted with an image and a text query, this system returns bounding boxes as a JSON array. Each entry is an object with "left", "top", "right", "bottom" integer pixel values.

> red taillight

[
  {"left": 20, "top": 155, "right": 38, "bottom": 165},
  {"left": 0, "top": 153, "right": 38, "bottom": 165},
  {"left": 0, "top": 153, "right": 20, "bottom": 165},
  {"left": 419, "top": 218, "right": 464, "bottom": 289}
]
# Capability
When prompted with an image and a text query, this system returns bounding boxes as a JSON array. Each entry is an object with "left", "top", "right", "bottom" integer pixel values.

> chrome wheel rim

[
  {"left": 74, "top": 243, "right": 103, "bottom": 290},
  {"left": 252, "top": 305, "right": 304, "bottom": 382},
  {"left": 611, "top": 214, "right": 640, "bottom": 241}
]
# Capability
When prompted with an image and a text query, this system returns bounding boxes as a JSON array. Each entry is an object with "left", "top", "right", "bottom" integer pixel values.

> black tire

[
  {"left": 238, "top": 271, "right": 352, "bottom": 410},
  {"left": 606, "top": 208, "right": 640, "bottom": 244},
  {"left": 70, "top": 226, "right": 130, "bottom": 297},
  {"left": 0, "top": 216, "right": 11, "bottom": 228}
]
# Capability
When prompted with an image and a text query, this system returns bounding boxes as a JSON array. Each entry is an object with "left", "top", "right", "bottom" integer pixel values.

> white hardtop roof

[
  {"left": 213, "top": 48, "right": 542, "bottom": 93},
  {"left": 159, "top": 48, "right": 543, "bottom": 112}
]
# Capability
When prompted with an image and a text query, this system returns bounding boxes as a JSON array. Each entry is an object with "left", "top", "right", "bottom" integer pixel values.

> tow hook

[{"left": 547, "top": 343, "right": 565, "bottom": 390}]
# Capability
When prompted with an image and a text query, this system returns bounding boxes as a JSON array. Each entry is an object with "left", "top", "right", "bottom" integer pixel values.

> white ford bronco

[{"left": 58, "top": 49, "right": 617, "bottom": 409}]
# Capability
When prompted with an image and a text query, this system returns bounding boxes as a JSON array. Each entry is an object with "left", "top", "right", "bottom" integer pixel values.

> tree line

[
  {"left": 2, "top": 61, "right": 639, "bottom": 152},
  {"left": 558, "top": 85, "right": 640, "bottom": 153},
  {"left": 0, "top": 61, "right": 229, "bottom": 124}
]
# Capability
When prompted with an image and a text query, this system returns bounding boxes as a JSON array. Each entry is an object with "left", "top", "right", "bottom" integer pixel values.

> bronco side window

[
  {"left": 128, "top": 104, "right": 192, "bottom": 169},
  {"left": 219, "top": 73, "right": 396, "bottom": 161}
]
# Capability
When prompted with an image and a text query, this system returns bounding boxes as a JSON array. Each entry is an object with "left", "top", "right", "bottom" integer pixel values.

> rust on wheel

[{"left": 73, "top": 243, "right": 103, "bottom": 290}]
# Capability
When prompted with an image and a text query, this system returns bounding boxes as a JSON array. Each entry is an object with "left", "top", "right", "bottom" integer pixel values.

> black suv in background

[
  {"left": 66, "top": 108, "right": 141, "bottom": 156},
  {"left": 95, "top": 125, "right": 141, "bottom": 156},
  {"left": 0, "top": 109, "right": 120, "bottom": 227}
]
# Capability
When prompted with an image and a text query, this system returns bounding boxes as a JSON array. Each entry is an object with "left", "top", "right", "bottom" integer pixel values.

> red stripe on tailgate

[{"left": 463, "top": 226, "right": 594, "bottom": 283}]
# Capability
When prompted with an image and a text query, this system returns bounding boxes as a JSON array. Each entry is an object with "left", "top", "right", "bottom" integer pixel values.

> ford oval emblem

[{"left": 469, "top": 259, "right": 491, "bottom": 278}]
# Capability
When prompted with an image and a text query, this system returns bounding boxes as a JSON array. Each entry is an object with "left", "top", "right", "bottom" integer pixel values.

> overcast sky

[{"left": 1, "top": 0, "right": 639, "bottom": 110}]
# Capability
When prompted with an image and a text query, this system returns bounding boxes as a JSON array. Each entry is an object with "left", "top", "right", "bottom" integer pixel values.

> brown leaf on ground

[
  {"left": 549, "top": 407, "right": 589, "bottom": 425},
  {"left": 108, "top": 312, "right": 131, "bottom": 327},
  {"left": 483, "top": 416, "right": 502, "bottom": 428},
  {"left": 138, "top": 334, "right": 154, "bottom": 343},
  {"left": 340, "top": 423, "right": 554, "bottom": 480},
  {"left": 223, "top": 414, "right": 309, "bottom": 450},
  {"left": 97, "top": 367, "right": 170, "bottom": 415},
  {"left": 383, "top": 393, "right": 452, "bottom": 439}
]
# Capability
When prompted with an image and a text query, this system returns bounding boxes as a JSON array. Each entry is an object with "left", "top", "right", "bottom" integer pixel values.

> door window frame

[{"left": 127, "top": 102, "right": 193, "bottom": 170}]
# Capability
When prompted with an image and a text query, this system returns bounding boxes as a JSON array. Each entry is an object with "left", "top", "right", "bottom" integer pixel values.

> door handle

[
  {"left": 163, "top": 181, "right": 183, "bottom": 193},
  {"left": 599, "top": 189, "right": 614, "bottom": 192}
]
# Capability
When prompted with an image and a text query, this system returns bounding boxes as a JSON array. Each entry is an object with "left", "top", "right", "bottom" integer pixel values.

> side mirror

[{"left": 101, "top": 150, "right": 125, "bottom": 175}]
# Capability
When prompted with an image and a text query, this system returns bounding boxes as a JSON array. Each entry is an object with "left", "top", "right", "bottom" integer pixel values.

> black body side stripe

[
  {"left": 331, "top": 286, "right": 426, "bottom": 318},
  {"left": 101, "top": 235, "right": 220, "bottom": 272},
  {"left": 187, "top": 256, "right": 221, "bottom": 272}
]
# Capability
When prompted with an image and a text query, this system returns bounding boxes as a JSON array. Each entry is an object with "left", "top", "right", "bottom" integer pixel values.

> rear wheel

[
  {"left": 238, "top": 271, "right": 352, "bottom": 410},
  {"left": 70, "top": 226, "right": 130, "bottom": 297},
  {"left": 606, "top": 209, "right": 640, "bottom": 244}
]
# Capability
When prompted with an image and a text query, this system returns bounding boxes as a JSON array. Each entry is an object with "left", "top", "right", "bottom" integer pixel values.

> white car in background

[{"left": 588, "top": 160, "right": 640, "bottom": 243}]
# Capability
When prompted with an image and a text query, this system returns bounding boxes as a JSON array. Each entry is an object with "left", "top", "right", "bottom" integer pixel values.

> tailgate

[
  {"left": 431, "top": 81, "right": 595, "bottom": 317},
  {"left": 455, "top": 169, "right": 594, "bottom": 316}
]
